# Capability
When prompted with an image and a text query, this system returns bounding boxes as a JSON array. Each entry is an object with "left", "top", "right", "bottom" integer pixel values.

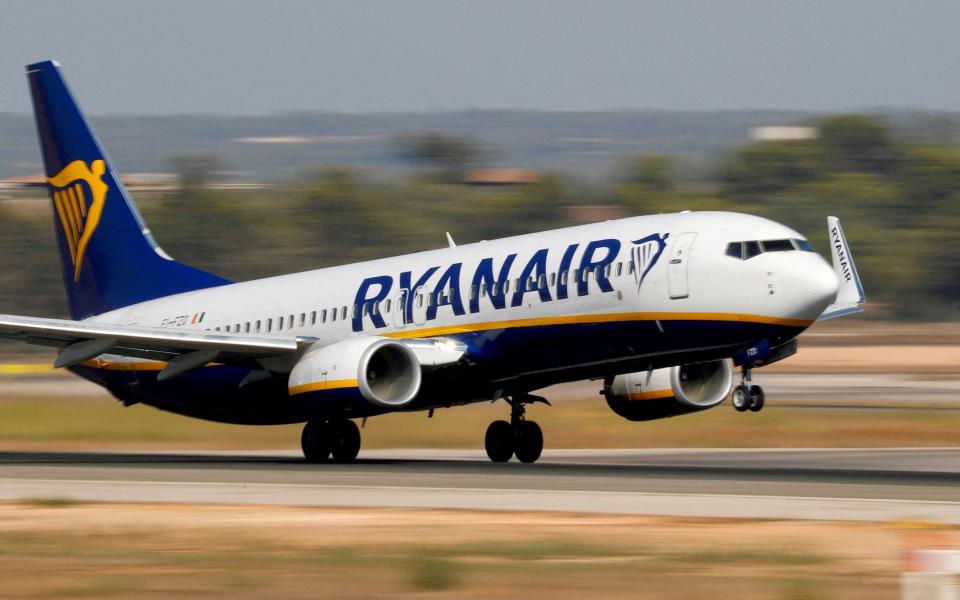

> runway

[{"left": 0, "top": 448, "right": 957, "bottom": 523}]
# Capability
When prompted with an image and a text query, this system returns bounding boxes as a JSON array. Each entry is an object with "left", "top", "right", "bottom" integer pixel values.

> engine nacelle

[
  {"left": 288, "top": 337, "right": 421, "bottom": 408},
  {"left": 603, "top": 360, "right": 734, "bottom": 421}
]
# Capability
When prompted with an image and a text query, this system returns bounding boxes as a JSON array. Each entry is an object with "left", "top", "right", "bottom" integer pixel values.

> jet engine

[
  {"left": 603, "top": 360, "right": 733, "bottom": 421},
  {"left": 288, "top": 337, "right": 421, "bottom": 408}
]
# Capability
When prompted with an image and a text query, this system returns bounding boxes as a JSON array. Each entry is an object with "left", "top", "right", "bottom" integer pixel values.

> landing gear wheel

[
  {"left": 301, "top": 420, "right": 332, "bottom": 463},
  {"left": 485, "top": 420, "right": 514, "bottom": 463},
  {"left": 748, "top": 385, "right": 765, "bottom": 412},
  {"left": 331, "top": 419, "right": 362, "bottom": 463},
  {"left": 514, "top": 420, "right": 543, "bottom": 464},
  {"left": 731, "top": 385, "right": 750, "bottom": 412}
]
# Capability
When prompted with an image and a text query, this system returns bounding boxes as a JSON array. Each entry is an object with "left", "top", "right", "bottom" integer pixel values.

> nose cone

[{"left": 782, "top": 257, "right": 839, "bottom": 320}]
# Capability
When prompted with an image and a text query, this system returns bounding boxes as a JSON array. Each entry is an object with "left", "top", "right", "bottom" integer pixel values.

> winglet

[
  {"left": 445, "top": 232, "right": 456, "bottom": 248},
  {"left": 818, "top": 216, "right": 866, "bottom": 320}
]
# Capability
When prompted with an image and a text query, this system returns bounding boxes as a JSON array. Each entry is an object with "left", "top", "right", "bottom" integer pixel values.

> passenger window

[
  {"left": 299, "top": 313, "right": 306, "bottom": 327},
  {"left": 234, "top": 323, "right": 240, "bottom": 332},
  {"left": 267, "top": 318, "right": 273, "bottom": 332},
  {"left": 341, "top": 306, "right": 347, "bottom": 320},
  {"left": 628, "top": 261, "right": 635, "bottom": 274},
  {"left": 215, "top": 327, "right": 220, "bottom": 332},
  {"left": 480, "top": 283, "right": 487, "bottom": 297},
  {"left": 385, "top": 299, "right": 392, "bottom": 313},
  {"left": 363, "top": 304, "right": 369, "bottom": 317},
  {"left": 351, "top": 305, "right": 358, "bottom": 319},
  {"left": 604, "top": 264, "right": 611, "bottom": 278},
  {"left": 537, "top": 274, "right": 546, "bottom": 289},
  {"left": 310, "top": 311, "right": 316, "bottom": 325},
  {"left": 321, "top": 309, "right": 327, "bottom": 323},
  {"left": 503, "top": 280, "right": 510, "bottom": 294},
  {"left": 255, "top": 320, "right": 261, "bottom": 333},
  {"left": 277, "top": 316, "right": 283, "bottom": 331},
  {"left": 560, "top": 271, "right": 567, "bottom": 286},
  {"left": 288, "top": 315, "right": 294, "bottom": 329},
  {"left": 245, "top": 322, "right": 250, "bottom": 333},
  {"left": 726, "top": 242, "right": 743, "bottom": 259},
  {"left": 549, "top": 273, "right": 556, "bottom": 287},
  {"left": 331, "top": 309, "right": 337, "bottom": 322},
  {"left": 615, "top": 262, "right": 623, "bottom": 277},
  {"left": 745, "top": 241, "right": 761, "bottom": 259},
  {"left": 761, "top": 239, "right": 794, "bottom": 252}
]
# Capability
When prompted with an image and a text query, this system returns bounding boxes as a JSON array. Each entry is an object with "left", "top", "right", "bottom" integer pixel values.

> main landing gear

[
  {"left": 301, "top": 418, "right": 362, "bottom": 463},
  {"left": 484, "top": 394, "right": 548, "bottom": 463},
  {"left": 731, "top": 366, "right": 765, "bottom": 413}
]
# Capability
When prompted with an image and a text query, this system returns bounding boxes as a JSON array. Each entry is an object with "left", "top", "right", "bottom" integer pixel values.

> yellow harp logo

[{"left": 47, "top": 159, "right": 108, "bottom": 282}]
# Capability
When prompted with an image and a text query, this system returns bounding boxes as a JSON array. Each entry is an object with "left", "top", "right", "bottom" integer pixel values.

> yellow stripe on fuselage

[
  {"left": 288, "top": 379, "right": 359, "bottom": 396},
  {"left": 383, "top": 311, "right": 812, "bottom": 340}
]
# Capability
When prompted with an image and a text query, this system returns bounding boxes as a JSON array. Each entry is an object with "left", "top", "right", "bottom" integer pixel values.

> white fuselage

[{"left": 92, "top": 211, "right": 836, "bottom": 379}]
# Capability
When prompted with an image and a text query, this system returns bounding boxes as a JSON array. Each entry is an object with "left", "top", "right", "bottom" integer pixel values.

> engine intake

[
  {"left": 289, "top": 337, "right": 421, "bottom": 407},
  {"left": 603, "top": 360, "right": 733, "bottom": 421}
]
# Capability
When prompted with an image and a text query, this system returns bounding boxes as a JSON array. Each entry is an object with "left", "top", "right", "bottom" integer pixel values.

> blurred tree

[
  {"left": 619, "top": 155, "right": 674, "bottom": 191},
  {"left": 169, "top": 155, "right": 220, "bottom": 193},
  {"left": 393, "top": 132, "right": 487, "bottom": 182},
  {"left": 720, "top": 140, "right": 820, "bottom": 197},
  {"left": 897, "top": 146, "right": 960, "bottom": 209},
  {"left": 816, "top": 115, "right": 898, "bottom": 175}
]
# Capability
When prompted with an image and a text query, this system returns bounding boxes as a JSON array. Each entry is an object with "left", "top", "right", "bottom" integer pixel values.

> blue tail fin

[{"left": 26, "top": 60, "right": 230, "bottom": 319}]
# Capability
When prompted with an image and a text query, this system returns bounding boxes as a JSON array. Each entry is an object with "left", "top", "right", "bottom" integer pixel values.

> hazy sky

[{"left": 2, "top": 0, "right": 959, "bottom": 115}]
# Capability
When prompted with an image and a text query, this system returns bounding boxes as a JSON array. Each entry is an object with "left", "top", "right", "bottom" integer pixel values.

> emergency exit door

[{"left": 668, "top": 232, "right": 697, "bottom": 299}]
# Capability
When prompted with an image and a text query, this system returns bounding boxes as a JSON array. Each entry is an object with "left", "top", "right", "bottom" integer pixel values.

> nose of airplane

[
  {"left": 779, "top": 256, "right": 840, "bottom": 320},
  {"left": 803, "top": 259, "right": 840, "bottom": 303}
]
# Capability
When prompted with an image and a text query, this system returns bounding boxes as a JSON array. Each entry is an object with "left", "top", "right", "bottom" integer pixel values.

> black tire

[
  {"left": 301, "top": 420, "right": 332, "bottom": 463},
  {"left": 731, "top": 385, "right": 750, "bottom": 412},
  {"left": 331, "top": 419, "right": 362, "bottom": 463},
  {"left": 514, "top": 420, "right": 543, "bottom": 464},
  {"left": 485, "top": 420, "right": 514, "bottom": 463},
  {"left": 748, "top": 385, "right": 765, "bottom": 412}
]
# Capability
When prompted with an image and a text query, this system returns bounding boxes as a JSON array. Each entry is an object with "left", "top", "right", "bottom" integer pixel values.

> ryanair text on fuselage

[{"left": 351, "top": 235, "right": 668, "bottom": 332}]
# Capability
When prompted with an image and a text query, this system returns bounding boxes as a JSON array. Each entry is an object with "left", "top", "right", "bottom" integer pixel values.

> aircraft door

[
  {"left": 411, "top": 286, "right": 428, "bottom": 326},
  {"left": 668, "top": 232, "right": 697, "bottom": 299},
  {"left": 394, "top": 290, "right": 408, "bottom": 329}
]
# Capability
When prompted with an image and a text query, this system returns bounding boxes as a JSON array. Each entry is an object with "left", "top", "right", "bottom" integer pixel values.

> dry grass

[
  {"left": 0, "top": 391, "right": 958, "bottom": 451},
  {"left": 0, "top": 502, "right": 911, "bottom": 599}
]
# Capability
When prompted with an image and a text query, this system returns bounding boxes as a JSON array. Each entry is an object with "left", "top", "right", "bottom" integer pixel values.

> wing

[
  {"left": 0, "top": 313, "right": 300, "bottom": 380},
  {"left": 0, "top": 313, "right": 466, "bottom": 382}
]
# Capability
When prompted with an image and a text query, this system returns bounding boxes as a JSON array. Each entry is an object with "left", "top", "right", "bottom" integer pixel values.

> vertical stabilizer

[{"left": 26, "top": 60, "right": 229, "bottom": 319}]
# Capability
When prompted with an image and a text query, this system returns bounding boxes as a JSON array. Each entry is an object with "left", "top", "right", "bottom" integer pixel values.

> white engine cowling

[
  {"left": 603, "top": 360, "right": 734, "bottom": 421},
  {"left": 288, "top": 337, "right": 422, "bottom": 408}
]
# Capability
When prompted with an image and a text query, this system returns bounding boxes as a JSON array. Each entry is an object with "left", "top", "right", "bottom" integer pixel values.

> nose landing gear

[
  {"left": 732, "top": 367, "right": 765, "bottom": 413},
  {"left": 484, "top": 394, "right": 548, "bottom": 463}
]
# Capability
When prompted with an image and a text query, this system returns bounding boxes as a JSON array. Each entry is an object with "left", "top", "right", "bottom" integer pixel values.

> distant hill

[{"left": 0, "top": 109, "right": 822, "bottom": 181}]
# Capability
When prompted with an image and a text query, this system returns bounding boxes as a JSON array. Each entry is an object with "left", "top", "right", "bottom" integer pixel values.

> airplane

[{"left": 0, "top": 60, "right": 865, "bottom": 464}]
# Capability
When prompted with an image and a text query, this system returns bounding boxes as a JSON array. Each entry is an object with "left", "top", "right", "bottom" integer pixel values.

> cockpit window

[
  {"left": 760, "top": 239, "right": 794, "bottom": 252},
  {"left": 726, "top": 238, "right": 813, "bottom": 260}
]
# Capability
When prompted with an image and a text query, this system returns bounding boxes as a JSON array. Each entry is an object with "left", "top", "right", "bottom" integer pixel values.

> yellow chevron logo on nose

[{"left": 47, "top": 159, "right": 108, "bottom": 282}]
